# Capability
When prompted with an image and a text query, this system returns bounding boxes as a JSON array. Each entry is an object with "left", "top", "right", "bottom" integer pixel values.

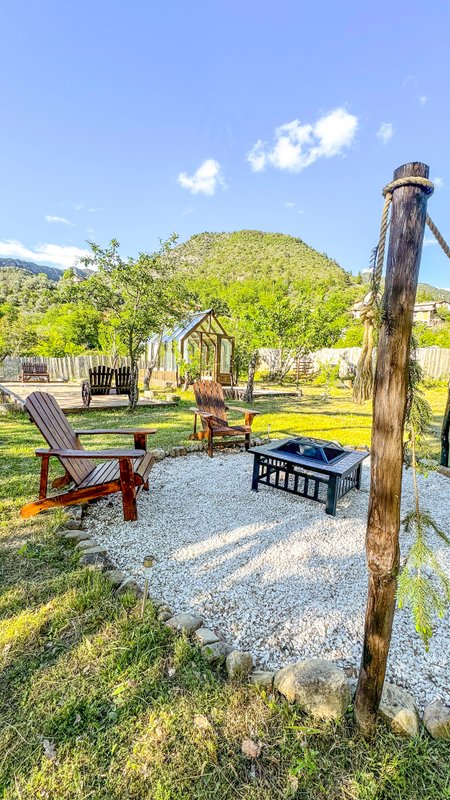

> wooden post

[{"left": 354, "top": 163, "right": 431, "bottom": 735}]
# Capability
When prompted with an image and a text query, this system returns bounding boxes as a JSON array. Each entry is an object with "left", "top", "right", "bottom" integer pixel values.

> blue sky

[{"left": 1, "top": 0, "right": 449, "bottom": 286}]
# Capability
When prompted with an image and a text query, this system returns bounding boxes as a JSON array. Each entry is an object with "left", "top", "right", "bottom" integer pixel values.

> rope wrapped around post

[{"left": 353, "top": 176, "right": 436, "bottom": 403}]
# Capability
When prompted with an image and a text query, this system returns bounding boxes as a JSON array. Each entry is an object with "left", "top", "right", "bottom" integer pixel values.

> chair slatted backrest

[
  {"left": 193, "top": 381, "right": 228, "bottom": 428},
  {"left": 24, "top": 391, "right": 93, "bottom": 485},
  {"left": 89, "top": 366, "right": 114, "bottom": 395},
  {"left": 115, "top": 366, "right": 131, "bottom": 395},
  {"left": 34, "top": 363, "right": 49, "bottom": 374}
]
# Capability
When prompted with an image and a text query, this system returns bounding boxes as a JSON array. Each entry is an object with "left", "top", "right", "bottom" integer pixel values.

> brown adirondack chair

[
  {"left": 20, "top": 391, "right": 157, "bottom": 521},
  {"left": 189, "top": 380, "right": 259, "bottom": 457}
]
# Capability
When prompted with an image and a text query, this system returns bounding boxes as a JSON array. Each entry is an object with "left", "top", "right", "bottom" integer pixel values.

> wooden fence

[
  {"left": 311, "top": 347, "right": 450, "bottom": 380},
  {"left": 2, "top": 347, "right": 450, "bottom": 383},
  {"left": 0, "top": 355, "right": 132, "bottom": 382}
]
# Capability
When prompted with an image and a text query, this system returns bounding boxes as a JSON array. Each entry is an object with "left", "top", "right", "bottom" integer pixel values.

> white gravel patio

[{"left": 87, "top": 450, "right": 450, "bottom": 710}]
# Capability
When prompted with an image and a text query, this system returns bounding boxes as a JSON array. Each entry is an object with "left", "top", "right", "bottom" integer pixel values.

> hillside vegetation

[{"left": 168, "top": 230, "right": 350, "bottom": 285}]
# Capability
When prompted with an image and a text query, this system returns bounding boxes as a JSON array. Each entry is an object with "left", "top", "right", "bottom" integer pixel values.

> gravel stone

[
  {"left": 274, "top": 659, "right": 350, "bottom": 720},
  {"left": 379, "top": 683, "right": 420, "bottom": 737},
  {"left": 165, "top": 613, "right": 203, "bottom": 634},
  {"left": 423, "top": 700, "right": 450, "bottom": 739},
  {"left": 87, "top": 452, "right": 450, "bottom": 710}
]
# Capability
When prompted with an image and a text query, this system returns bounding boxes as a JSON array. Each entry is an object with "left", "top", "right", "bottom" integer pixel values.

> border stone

[
  {"left": 117, "top": 577, "right": 143, "bottom": 598},
  {"left": 226, "top": 650, "right": 253, "bottom": 679},
  {"left": 165, "top": 613, "right": 203, "bottom": 634},
  {"left": 379, "top": 683, "right": 420, "bottom": 737},
  {"left": 62, "top": 530, "right": 90, "bottom": 542},
  {"left": 201, "top": 641, "right": 233, "bottom": 663},
  {"left": 194, "top": 627, "right": 220, "bottom": 647},
  {"left": 103, "top": 569, "right": 125, "bottom": 587},
  {"left": 249, "top": 670, "right": 275, "bottom": 690},
  {"left": 423, "top": 700, "right": 450, "bottom": 740},
  {"left": 274, "top": 659, "right": 351, "bottom": 720}
]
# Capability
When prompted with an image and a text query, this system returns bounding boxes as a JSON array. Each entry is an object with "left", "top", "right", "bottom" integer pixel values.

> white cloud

[
  {"left": 433, "top": 176, "right": 444, "bottom": 190},
  {"left": 284, "top": 201, "right": 305, "bottom": 215},
  {"left": 0, "top": 239, "right": 90, "bottom": 268},
  {"left": 420, "top": 95, "right": 428, "bottom": 105},
  {"left": 423, "top": 236, "right": 438, "bottom": 246},
  {"left": 74, "top": 202, "right": 84, "bottom": 211},
  {"left": 376, "top": 122, "right": 394, "bottom": 144},
  {"left": 178, "top": 159, "right": 225, "bottom": 195},
  {"left": 181, "top": 206, "right": 195, "bottom": 216},
  {"left": 247, "top": 108, "right": 358, "bottom": 173},
  {"left": 45, "top": 215, "right": 74, "bottom": 226}
]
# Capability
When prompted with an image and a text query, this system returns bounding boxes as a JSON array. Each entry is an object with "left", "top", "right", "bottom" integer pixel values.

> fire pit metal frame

[{"left": 249, "top": 437, "right": 369, "bottom": 515}]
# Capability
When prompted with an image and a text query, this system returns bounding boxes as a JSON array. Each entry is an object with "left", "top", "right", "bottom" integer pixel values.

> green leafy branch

[{"left": 397, "top": 342, "right": 450, "bottom": 648}]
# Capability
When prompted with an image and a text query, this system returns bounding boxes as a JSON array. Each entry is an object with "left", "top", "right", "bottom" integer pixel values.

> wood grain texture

[{"left": 354, "top": 162, "right": 430, "bottom": 735}]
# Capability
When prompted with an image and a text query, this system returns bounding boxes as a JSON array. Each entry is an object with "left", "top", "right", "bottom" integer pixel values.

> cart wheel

[{"left": 81, "top": 381, "right": 91, "bottom": 408}]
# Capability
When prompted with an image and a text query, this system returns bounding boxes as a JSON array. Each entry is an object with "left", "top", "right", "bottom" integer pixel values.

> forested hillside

[
  {"left": 1, "top": 230, "right": 449, "bottom": 367},
  {"left": 167, "top": 230, "right": 349, "bottom": 285}
]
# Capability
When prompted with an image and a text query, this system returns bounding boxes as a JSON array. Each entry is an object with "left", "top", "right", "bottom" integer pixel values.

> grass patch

[{"left": 0, "top": 386, "right": 449, "bottom": 798}]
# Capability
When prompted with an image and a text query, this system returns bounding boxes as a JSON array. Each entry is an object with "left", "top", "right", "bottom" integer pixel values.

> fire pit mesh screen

[{"left": 273, "top": 436, "right": 346, "bottom": 465}]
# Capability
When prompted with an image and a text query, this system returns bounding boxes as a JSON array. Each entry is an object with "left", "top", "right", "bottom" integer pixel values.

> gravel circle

[{"left": 88, "top": 451, "right": 450, "bottom": 710}]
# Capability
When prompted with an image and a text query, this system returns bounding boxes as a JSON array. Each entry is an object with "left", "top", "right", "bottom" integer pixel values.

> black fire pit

[{"left": 249, "top": 436, "right": 369, "bottom": 515}]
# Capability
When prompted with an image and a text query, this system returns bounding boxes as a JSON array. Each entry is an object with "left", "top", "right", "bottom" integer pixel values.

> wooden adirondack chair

[
  {"left": 189, "top": 380, "right": 259, "bottom": 457},
  {"left": 20, "top": 391, "right": 157, "bottom": 521}
]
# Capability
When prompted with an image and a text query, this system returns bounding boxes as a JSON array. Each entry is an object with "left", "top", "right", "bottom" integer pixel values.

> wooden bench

[
  {"left": 21, "top": 362, "right": 50, "bottom": 382},
  {"left": 20, "top": 391, "right": 157, "bottom": 521},
  {"left": 81, "top": 366, "right": 134, "bottom": 407}
]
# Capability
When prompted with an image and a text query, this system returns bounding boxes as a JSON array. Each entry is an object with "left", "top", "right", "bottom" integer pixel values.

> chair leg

[
  {"left": 245, "top": 432, "right": 251, "bottom": 451},
  {"left": 119, "top": 458, "right": 138, "bottom": 521},
  {"left": 208, "top": 427, "right": 213, "bottom": 458}
]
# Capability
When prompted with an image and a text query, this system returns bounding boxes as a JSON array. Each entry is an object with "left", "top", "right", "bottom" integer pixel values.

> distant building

[
  {"left": 412, "top": 301, "right": 450, "bottom": 325},
  {"left": 351, "top": 297, "right": 450, "bottom": 326}
]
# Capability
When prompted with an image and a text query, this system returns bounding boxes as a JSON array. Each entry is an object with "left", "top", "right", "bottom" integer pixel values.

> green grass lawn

[{"left": 0, "top": 385, "right": 449, "bottom": 799}]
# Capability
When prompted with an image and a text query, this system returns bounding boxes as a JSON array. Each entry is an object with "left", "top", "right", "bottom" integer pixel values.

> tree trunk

[
  {"left": 354, "top": 162, "right": 431, "bottom": 735},
  {"left": 143, "top": 365, "right": 153, "bottom": 391},
  {"left": 244, "top": 350, "right": 258, "bottom": 403},
  {"left": 128, "top": 360, "right": 139, "bottom": 410},
  {"left": 440, "top": 381, "right": 450, "bottom": 466}
]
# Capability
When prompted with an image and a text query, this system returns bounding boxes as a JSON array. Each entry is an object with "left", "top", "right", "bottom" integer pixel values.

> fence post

[{"left": 354, "top": 162, "right": 431, "bottom": 734}]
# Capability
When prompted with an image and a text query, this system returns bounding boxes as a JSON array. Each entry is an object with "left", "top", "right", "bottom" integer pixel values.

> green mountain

[
  {"left": 0, "top": 258, "right": 87, "bottom": 282},
  {"left": 168, "top": 230, "right": 350, "bottom": 285},
  {"left": 415, "top": 283, "right": 450, "bottom": 303},
  {"left": 361, "top": 269, "right": 450, "bottom": 303}
]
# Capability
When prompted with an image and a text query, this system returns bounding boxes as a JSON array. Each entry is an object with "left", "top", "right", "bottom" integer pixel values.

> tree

[
  {"left": 79, "top": 237, "right": 187, "bottom": 409},
  {"left": 35, "top": 304, "right": 103, "bottom": 356},
  {"left": 0, "top": 304, "right": 37, "bottom": 362}
]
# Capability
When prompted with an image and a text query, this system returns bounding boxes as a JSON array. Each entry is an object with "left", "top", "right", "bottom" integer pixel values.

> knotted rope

[{"left": 354, "top": 175, "right": 449, "bottom": 402}]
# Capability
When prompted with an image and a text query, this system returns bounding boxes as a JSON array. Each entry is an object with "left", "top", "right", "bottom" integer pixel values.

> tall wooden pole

[
  {"left": 354, "top": 163, "right": 431, "bottom": 735},
  {"left": 440, "top": 384, "right": 450, "bottom": 466}
]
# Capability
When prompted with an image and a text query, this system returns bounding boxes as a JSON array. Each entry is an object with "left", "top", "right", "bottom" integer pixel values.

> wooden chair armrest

[
  {"left": 189, "top": 408, "right": 213, "bottom": 417},
  {"left": 35, "top": 448, "right": 145, "bottom": 460},
  {"left": 75, "top": 428, "right": 157, "bottom": 435},
  {"left": 228, "top": 406, "right": 259, "bottom": 415}
]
